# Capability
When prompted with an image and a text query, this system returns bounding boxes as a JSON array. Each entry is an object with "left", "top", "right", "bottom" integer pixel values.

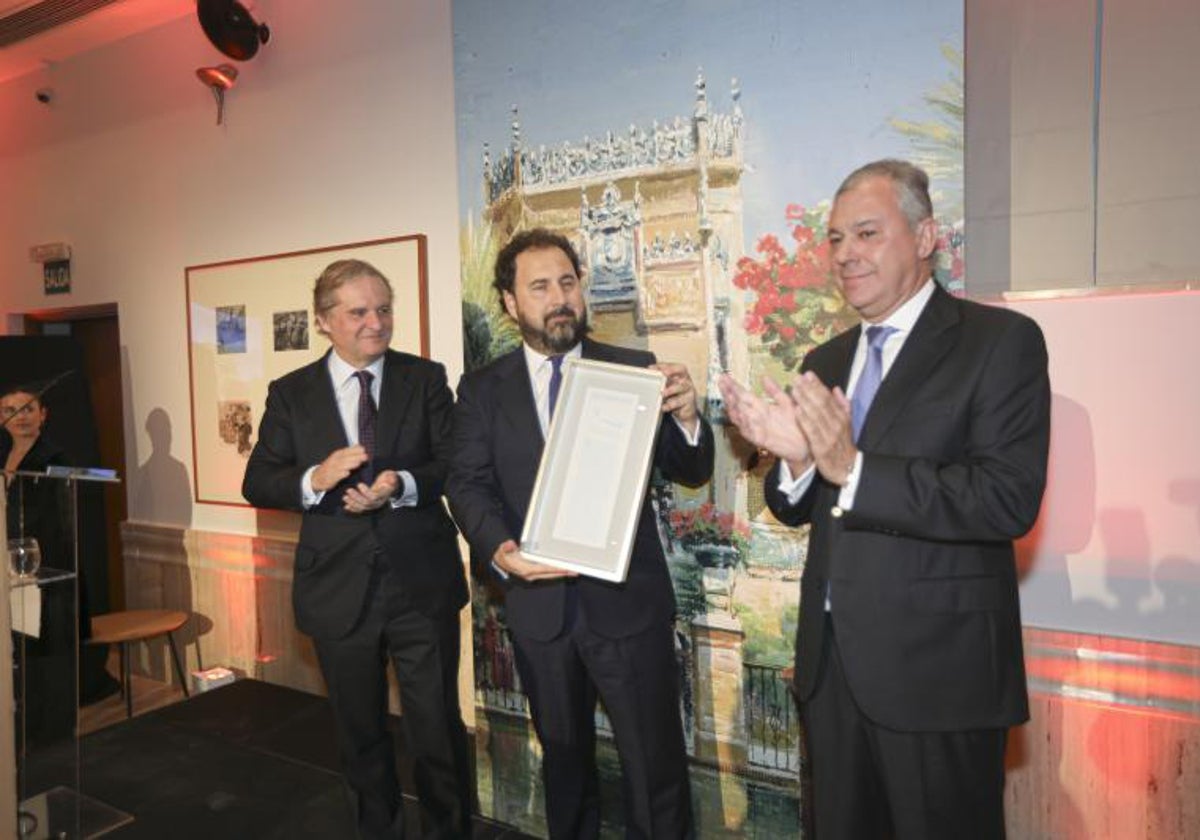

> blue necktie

[
  {"left": 850, "top": 325, "right": 896, "bottom": 442},
  {"left": 827, "top": 324, "right": 896, "bottom": 612},
  {"left": 354, "top": 369, "right": 377, "bottom": 482},
  {"left": 547, "top": 355, "right": 564, "bottom": 421},
  {"left": 546, "top": 354, "right": 578, "bottom": 622}
]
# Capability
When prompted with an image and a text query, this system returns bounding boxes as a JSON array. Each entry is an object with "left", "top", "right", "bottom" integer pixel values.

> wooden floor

[{"left": 78, "top": 651, "right": 188, "bottom": 736}]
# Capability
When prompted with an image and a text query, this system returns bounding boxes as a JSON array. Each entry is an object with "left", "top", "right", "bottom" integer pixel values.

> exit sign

[{"left": 44, "top": 259, "right": 71, "bottom": 295}]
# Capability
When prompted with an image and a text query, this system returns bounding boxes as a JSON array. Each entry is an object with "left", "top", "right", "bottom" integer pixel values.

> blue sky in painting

[{"left": 452, "top": 0, "right": 961, "bottom": 240}]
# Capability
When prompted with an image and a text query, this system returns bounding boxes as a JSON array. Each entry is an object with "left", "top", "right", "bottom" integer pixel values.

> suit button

[{"left": 831, "top": 506, "right": 844, "bottom": 518}]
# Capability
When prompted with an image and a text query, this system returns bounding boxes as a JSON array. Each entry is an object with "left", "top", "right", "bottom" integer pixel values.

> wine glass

[{"left": 7, "top": 537, "right": 41, "bottom": 578}]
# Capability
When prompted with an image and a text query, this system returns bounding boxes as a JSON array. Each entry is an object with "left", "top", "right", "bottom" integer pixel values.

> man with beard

[{"left": 447, "top": 228, "right": 714, "bottom": 839}]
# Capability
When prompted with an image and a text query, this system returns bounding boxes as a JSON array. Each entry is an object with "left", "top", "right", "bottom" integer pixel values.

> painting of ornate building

[
  {"left": 481, "top": 72, "right": 747, "bottom": 407},
  {"left": 464, "top": 73, "right": 807, "bottom": 836}
]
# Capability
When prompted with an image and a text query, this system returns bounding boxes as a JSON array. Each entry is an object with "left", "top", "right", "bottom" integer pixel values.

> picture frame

[
  {"left": 520, "top": 358, "right": 665, "bottom": 582},
  {"left": 185, "top": 235, "right": 428, "bottom": 506}
]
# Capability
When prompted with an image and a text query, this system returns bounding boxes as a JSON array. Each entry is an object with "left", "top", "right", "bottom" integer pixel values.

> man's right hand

[
  {"left": 493, "top": 539, "right": 578, "bottom": 581},
  {"left": 311, "top": 445, "right": 370, "bottom": 492},
  {"left": 718, "top": 373, "right": 813, "bottom": 473}
]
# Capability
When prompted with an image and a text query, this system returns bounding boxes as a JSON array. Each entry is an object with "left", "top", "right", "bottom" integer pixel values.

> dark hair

[
  {"left": 492, "top": 228, "right": 582, "bottom": 306},
  {"left": 836, "top": 159, "right": 934, "bottom": 230},
  {"left": 1, "top": 384, "right": 43, "bottom": 404},
  {"left": 312, "top": 259, "right": 393, "bottom": 337}
]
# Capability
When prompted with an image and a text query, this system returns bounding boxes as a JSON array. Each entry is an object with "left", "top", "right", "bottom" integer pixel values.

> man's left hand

[
  {"left": 342, "top": 469, "right": 401, "bottom": 514},
  {"left": 652, "top": 362, "right": 700, "bottom": 436},
  {"left": 791, "top": 372, "right": 857, "bottom": 486}
]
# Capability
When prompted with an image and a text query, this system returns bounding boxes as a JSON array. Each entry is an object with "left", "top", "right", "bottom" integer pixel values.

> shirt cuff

[
  {"left": 673, "top": 415, "right": 702, "bottom": 446},
  {"left": 778, "top": 459, "right": 817, "bottom": 505},
  {"left": 388, "top": 470, "right": 418, "bottom": 508},
  {"left": 836, "top": 451, "right": 865, "bottom": 510},
  {"left": 300, "top": 466, "right": 324, "bottom": 509}
]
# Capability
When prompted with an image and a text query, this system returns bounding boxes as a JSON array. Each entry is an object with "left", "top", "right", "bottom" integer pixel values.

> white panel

[
  {"left": 965, "top": 0, "right": 1096, "bottom": 294},
  {"left": 1097, "top": 0, "right": 1200, "bottom": 283}
]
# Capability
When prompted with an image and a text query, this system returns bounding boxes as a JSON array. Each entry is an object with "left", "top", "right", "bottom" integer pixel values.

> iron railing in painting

[
  {"left": 743, "top": 662, "right": 801, "bottom": 774},
  {"left": 478, "top": 628, "right": 802, "bottom": 774},
  {"left": 474, "top": 620, "right": 612, "bottom": 725},
  {"left": 474, "top": 617, "right": 528, "bottom": 714}
]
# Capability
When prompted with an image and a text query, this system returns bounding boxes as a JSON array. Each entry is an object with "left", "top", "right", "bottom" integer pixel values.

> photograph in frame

[
  {"left": 185, "top": 235, "right": 428, "bottom": 506},
  {"left": 520, "top": 358, "right": 665, "bottom": 582}
]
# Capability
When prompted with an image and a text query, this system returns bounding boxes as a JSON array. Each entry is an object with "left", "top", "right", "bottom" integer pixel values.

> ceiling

[{"left": 0, "top": 0, "right": 194, "bottom": 84}]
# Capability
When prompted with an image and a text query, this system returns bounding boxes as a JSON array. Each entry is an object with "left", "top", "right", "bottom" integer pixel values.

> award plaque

[{"left": 520, "top": 357, "right": 665, "bottom": 582}]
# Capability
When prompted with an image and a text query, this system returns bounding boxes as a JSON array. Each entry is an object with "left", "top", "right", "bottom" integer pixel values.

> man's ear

[
  {"left": 501, "top": 290, "right": 518, "bottom": 321},
  {"left": 916, "top": 217, "right": 938, "bottom": 261}
]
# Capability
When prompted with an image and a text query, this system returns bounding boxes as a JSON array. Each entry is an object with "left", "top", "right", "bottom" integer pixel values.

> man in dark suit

[
  {"left": 242, "top": 259, "right": 472, "bottom": 839},
  {"left": 446, "top": 229, "right": 713, "bottom": 839},
  {"left": 719, "top": 160, "right": 1050, "bottom": 839}
]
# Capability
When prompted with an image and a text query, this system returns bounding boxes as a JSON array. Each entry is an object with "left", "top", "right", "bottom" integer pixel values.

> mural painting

[{"left": 453, "top": 2, "right": 963, "bottom": 835}]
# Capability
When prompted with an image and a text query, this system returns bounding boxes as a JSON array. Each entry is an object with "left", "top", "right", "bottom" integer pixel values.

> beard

[{"left": 518, "top": 305, "right": 588, "bottom": 354}]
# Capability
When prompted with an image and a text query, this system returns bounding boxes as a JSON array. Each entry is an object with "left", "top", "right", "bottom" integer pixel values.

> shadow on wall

[
  {"left": 128, "top": 406, "right": 206, "bottom": 677},
  {"left": 1018, "top": 392, "right": 1200, "bottom": 646},
  {"left": 133, "top": 407, "right": 193, "bottom": 528},
  {"left": 1016, "top": 392, "right": 1096, "bottom": 622},
  {"left": 1147, "top": 479, "right": 1200, "bottom": 639}
]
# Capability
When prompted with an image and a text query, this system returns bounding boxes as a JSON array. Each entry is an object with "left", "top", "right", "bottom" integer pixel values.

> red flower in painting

[
  {"left": 732, "top": 206, "right": 857, "bottom": 371},
  {"left": 670, "top": 503, "right": 752, "bottom": 556}
]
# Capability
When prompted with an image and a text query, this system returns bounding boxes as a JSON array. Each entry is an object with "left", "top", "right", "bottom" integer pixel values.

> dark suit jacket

[
  {"left": 242, "top": 349, "right": 467, "bottom": 640},
  {"left": 447, "top": 339, "right": 714, "bottom": 642},
  {"left": 767, "top": 284, "right": 1049, "bottom": 732},
  {"left": 3, "top": 435, "right": 70, "bottom": 565}
]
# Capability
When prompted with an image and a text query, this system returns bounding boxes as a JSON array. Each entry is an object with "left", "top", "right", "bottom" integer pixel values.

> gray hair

[{"left": 836, "top": 159, "right": 933, "bottom": 230}]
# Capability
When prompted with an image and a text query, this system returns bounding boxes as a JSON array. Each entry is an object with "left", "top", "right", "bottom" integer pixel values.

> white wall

[
  {"left": 965, "top": 0, "right": 1200, "bottom": 292},
  {"left": 0, "top": 0, "right": 465, "bottom": 538}
]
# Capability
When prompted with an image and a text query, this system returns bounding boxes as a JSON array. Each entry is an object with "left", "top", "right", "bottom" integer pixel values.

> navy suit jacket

[
  {"left": 767, "top": 284, "right": 1049, "bottom": 732},
  {"left": 447, "top": 339, "right": 714, "bottom": 641},
  {"left": 242, "top": 349, "right": 467, "bottom": 640}
]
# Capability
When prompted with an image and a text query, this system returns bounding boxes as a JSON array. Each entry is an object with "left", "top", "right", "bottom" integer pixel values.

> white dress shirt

[
  {"left": 522, "top": 342, "right": 583, "bottom": 436},
  {"left": 300, "top": 351, "right": 418, "bottom": 509},
  {"left": 520, "top": 342, "right": 704, "bottom": 444},
  {"left": 778, "top": 279, "right": 937, "bottom": 508}
]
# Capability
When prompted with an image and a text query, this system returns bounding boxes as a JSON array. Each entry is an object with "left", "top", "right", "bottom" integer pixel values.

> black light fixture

[{"left": 197, "top": 0, "right": 269, "bottom": 62}]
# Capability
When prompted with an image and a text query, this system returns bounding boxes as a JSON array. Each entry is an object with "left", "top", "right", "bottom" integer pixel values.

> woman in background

[{"left": 3, "top": 385, "right": 117, "bottom": 749}]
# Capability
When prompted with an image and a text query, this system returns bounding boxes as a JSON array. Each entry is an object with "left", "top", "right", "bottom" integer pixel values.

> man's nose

[{"left": 832, "top": 237, "right": 855, "bottom": 266}]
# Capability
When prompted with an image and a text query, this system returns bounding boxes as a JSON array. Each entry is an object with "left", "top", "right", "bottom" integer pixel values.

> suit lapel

[
  {"left": 301, "top": 351, "right": 350, "bottom": 453},
  {"left": 811, "top": 328, "right": 859, "bottom": 393},
  {"left": 375, "top": 351, "right": 415, "bottom": 455},
  {"left": 581, "top": 338, "right": 619, "bottom": 365},
  {"left": 494, "top": 350, "right": 546, "bottom": 459},
  {"left": 858, "top": 285, "right": 960, "bottom": 447}
]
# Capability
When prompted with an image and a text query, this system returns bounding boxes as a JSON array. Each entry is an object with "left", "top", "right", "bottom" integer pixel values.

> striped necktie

[{"left": 354, "top": 369, "right": 377, "bottom": 482}]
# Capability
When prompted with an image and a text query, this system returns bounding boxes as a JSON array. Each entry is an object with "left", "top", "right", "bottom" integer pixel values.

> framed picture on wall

[
  {"left": 185, "top": 235, "right": 428, "bottom": 506},
  {"left": 520, "top": 358, "right": 665, "bottom": 582}
]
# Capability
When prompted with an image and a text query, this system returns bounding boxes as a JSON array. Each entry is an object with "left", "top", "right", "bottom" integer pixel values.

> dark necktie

[
  {"left": 545, "top": 353, "right": 577, "bottom": 620},
  {"left": 850, "top": 325, "right": 896, "bottom": 442},
  {"left": 354, "top": 369, "right": 377, "bottom": 482},
  {"left": 547, "top": 355, "right": 564, "bottom": 421}
]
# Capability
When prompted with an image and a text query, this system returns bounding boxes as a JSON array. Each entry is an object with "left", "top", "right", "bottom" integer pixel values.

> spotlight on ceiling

[{"left": 197, "top": 0, "right": 270, "bottom": 62}]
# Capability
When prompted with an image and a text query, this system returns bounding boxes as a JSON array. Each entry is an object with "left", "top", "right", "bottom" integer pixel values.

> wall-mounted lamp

[{"left": 196, "top": 64, "right": 238, "bottom": 125}]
